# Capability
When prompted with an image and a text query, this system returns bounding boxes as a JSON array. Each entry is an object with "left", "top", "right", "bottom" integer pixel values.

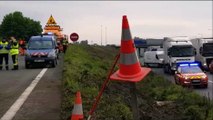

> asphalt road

[
  {"left": 139, "top": 58, "right": 213, "bottom": 100},
  {"left": 151, "top": 67, "right": 213, "bottom": 100},
  {"left": 0, "top": 54, "right": 63, "bottom": 120}
]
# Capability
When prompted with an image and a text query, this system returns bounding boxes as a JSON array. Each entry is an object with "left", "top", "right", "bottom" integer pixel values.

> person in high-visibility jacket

[
  {"left": 10, "top": 37, "right": 19, "bottom": 70},
  {"left": 62, "top": 39, "right": 68, "bottom": 53},
  {"left": 0, "top": 39, "right": 10, "bottom": 70}
]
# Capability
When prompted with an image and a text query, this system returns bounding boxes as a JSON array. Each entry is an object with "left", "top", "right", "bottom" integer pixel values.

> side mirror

[
  {"left": 194, "top": 48, "right": 197, "bottom": 55},
  {"left": 168, "top": 51, "right": 171, "bottom": 56},
  {"left": 199, "top": 47, "right": 203, "bottom": 54},
  {"left": 155, "top": 54, "right": 159, "bottom": 59}
]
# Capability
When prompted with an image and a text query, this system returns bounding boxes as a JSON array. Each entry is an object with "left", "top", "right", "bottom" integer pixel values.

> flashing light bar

[
  {"left": 178, "top": 62, "right": 199, "bottom": 67},
  {"left": 189, "top": 63, "right": 199, "bottom": 66},
  {"left": 179, "top": 64, "right": 188, "bottom": 67},
  {"left": 47, "top": 32, "right": 54, "bottom": 35}
]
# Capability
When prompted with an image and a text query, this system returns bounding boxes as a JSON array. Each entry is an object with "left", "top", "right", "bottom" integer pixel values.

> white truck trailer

[
  {"left": 190, "top": 38, "right": 213, "bottom": 70},
  {"left": 163, "top": 36, "right": 196, "bottom": 74}
]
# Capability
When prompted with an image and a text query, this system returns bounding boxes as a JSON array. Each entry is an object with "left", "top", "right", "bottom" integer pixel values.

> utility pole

[
  {"left": 105, "top": 27, "right": 107, "bottom": 45},
  {"left": 101, "top": 25, "right": 103, "bottom": 46}
]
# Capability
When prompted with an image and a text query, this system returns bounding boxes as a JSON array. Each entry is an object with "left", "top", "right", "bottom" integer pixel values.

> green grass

[{"left": 61, "top": 44, "right": 213, "bottom": 120}]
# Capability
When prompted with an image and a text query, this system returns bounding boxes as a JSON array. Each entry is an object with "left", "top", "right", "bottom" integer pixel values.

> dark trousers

[
  {"left": 12, "top": 54, "right": 18, "bottom": 70},
  {"left": 63, "top": 45, "right": 67, "bottom": 53},
  {"left": 0, "top": 53, "right": 9, "bottom": 70}
]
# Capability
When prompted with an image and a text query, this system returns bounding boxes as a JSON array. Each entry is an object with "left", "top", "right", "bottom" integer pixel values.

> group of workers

[{"left": 0, "top": 37, "right": 19, "bottom": 70}]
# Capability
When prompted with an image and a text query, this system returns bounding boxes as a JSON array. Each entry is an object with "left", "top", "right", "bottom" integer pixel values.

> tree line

[{"left": 0, "top": 11, "right": 42, "bottom": 42}]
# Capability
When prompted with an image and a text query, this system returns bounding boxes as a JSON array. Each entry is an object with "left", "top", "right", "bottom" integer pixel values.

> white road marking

[
  {"left": 209, "top": 80, "right": 213, "bottom": 83},
  {"left": 0, "top": 68, "right": 48, "bottom": 120}
]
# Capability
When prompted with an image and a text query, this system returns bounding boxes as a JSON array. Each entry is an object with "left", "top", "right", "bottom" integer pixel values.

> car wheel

[
  {"left": 203, "top": 84, "right": 208, "bottom": 88},
  {"left": 157, "top": 64, "right": 161, "bottom": 68},
  {"left": 25, "top": 62, "right": 30, "bottom": 69},
  {"left": 52, "top": 59, "right": 56, "bottom": 68},
  {"left": 144, "top": 63, "right": 148, "bottom": 67},
  {"left": 174, "top": 77, "right": 178, "bottom": 84},
  {"left": 163, "top": 65, "right": 168, "bottom": 73},
  {"left": 165, "top": 65, "right": 170, "bottom": 74}
]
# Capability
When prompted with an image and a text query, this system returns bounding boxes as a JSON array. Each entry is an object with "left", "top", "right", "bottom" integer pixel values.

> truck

[
  {"left": 190, "top": 38, "right": 213, "bottom": 70},
  {"left": 163, "top": 36, "right": 196, "bottom": 74},
  {"left": 144, "top": 46, "right": 164, "bottom": 67}
]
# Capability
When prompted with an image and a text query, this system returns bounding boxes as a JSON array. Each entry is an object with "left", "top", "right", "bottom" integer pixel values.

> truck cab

[
  {"left": 163, "top": 36, "right": 196, "bottom": 74},
  {"left": 191, "top": 38, "right": 213, "bottom": 70},
  {"left": 25, "top": 35, "right": 59, "bottom": 68}
]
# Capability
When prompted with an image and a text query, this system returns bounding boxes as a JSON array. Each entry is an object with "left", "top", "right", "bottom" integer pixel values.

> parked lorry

[
  {"left": 163, "top": 36, "right": 196, "bottom": 74},
  {"left": 190, "top": 38, "right": 213, "bottom": 70},
  {"left": 144, "top": 46, "right": 164, "bottom": 67}
]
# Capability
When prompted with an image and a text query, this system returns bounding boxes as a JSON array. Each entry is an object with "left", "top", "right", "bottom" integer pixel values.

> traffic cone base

[{"left": 110, "top": 67, "right": 151, "bottom": 82}]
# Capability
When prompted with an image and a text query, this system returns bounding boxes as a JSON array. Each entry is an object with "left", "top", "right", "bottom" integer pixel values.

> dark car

[
  {"left": 25, "top": 35, "right": 59, "bottom": 68},
  {"left": 174, "top": 63, "right": 208, "bottom": 88}
]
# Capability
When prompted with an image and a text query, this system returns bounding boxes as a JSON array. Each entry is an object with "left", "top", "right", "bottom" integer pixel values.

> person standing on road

[
  {"left": 0, "top": 38, "right": 10, "bottom": 70},
  {"left": 10, "top": 37, "right": 19, "bottom": 70},
  {"left": 19, "top": 39, "right": 26, "bottom": 55},
  {"left": 62, "top": 39, "right": 68, "bottom": 53}
]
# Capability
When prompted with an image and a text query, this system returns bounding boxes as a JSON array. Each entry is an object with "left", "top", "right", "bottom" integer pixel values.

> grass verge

[{"left": 61, "top": 44, "right": 213, "bottom": 120}]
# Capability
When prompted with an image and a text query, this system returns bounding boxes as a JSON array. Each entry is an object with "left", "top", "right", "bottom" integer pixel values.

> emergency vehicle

[{"left": 174, "top": 63, "right": 208, "bottom": 88}]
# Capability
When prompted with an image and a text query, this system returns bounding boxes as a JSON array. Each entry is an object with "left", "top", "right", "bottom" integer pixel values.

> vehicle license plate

[
  {"left": 34, "top": 59, "right": 45, "bottom": 62},
  {"left": 192, "top": 80, "right": 200, "bottom": 82}
]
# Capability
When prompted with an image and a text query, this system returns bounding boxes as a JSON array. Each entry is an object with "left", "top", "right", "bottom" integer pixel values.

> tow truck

[{"left": 174, "top": 62, "right": 208, "bottom": 88}]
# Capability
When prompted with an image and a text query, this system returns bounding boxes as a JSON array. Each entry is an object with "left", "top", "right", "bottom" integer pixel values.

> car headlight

[
  {"left": 48, "top": 51, "right": 55, "bottom": 58},
  {"left": 203, "top": 63, "right": 207, "bottom": 66},
  {"left": 201, "top": 75, "right": 207, "bottom": 79},
  {"left": 184, "top": 76, "right": 189, "bottom": 80},
  {"left": 25, "top": 52, "right": 31, "bottom": 57}
]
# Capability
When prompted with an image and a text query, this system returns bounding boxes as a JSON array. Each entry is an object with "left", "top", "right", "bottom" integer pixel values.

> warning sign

[{"left": 47, "top": 15, "right": 57, "bottom": 24}]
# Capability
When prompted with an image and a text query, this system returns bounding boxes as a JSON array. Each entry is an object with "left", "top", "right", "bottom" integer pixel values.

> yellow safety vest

[
  {"left": 0, "top": 41, "right": 9, "bottom": 54},
  {"left": 10, "top": 43, "right": 19, "bottom": 55},
  {"left": 62, "top": 40, "right": 68, "bottom": 45}
]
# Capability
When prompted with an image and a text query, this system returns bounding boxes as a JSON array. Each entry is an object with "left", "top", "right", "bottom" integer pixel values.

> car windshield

[
  {"left": 180, "top": 66, "right": 203, "bottom": 74},
  {"left": 28, "top": 40, "right": 53, "bottom": 49},
  {"left": 169, "top": 46, "right": 194, "bottom": 57}
]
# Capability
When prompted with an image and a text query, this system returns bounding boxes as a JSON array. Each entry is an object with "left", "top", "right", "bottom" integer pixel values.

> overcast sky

[{"left": 0, "top": 1, "right": 212, "bottom": 45}]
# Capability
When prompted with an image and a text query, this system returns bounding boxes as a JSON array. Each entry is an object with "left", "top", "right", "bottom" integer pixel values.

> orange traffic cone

[
  {"left": 110, "top": 15, "right": 151, "bottom": 82},
  {"left": 71, "top": 91, "right": 84, "bottom": 120}
]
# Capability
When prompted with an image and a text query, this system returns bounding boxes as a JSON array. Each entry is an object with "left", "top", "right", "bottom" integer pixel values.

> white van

[{"left": 144, "top": 47, "right": 164, "bottom": 67}]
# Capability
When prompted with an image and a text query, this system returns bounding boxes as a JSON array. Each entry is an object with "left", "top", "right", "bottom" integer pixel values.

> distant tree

[{"left": 0, "top": 11, "right": 42, "bottom": 41}]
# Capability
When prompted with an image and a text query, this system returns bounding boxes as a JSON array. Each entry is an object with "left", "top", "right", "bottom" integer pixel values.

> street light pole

[
  {"left": 101, "top": 25, "right": 103, "bottom": 46},
  {"left": 105, "top": 27, "right": 107, "bottom": 45}
]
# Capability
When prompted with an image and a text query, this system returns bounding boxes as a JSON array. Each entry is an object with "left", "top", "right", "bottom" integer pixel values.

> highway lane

[
  {"left": 0, "top": 55, "right": 63, "bottom": 120},
  {"left": 151, "top": 67, "right": 213, "bottom": 100},
  {"left": 0, "top": 56, "right": 42, "bottom": 117},
  {"left": 139, "top": 56, "right": 213, "bottom": 100}
]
